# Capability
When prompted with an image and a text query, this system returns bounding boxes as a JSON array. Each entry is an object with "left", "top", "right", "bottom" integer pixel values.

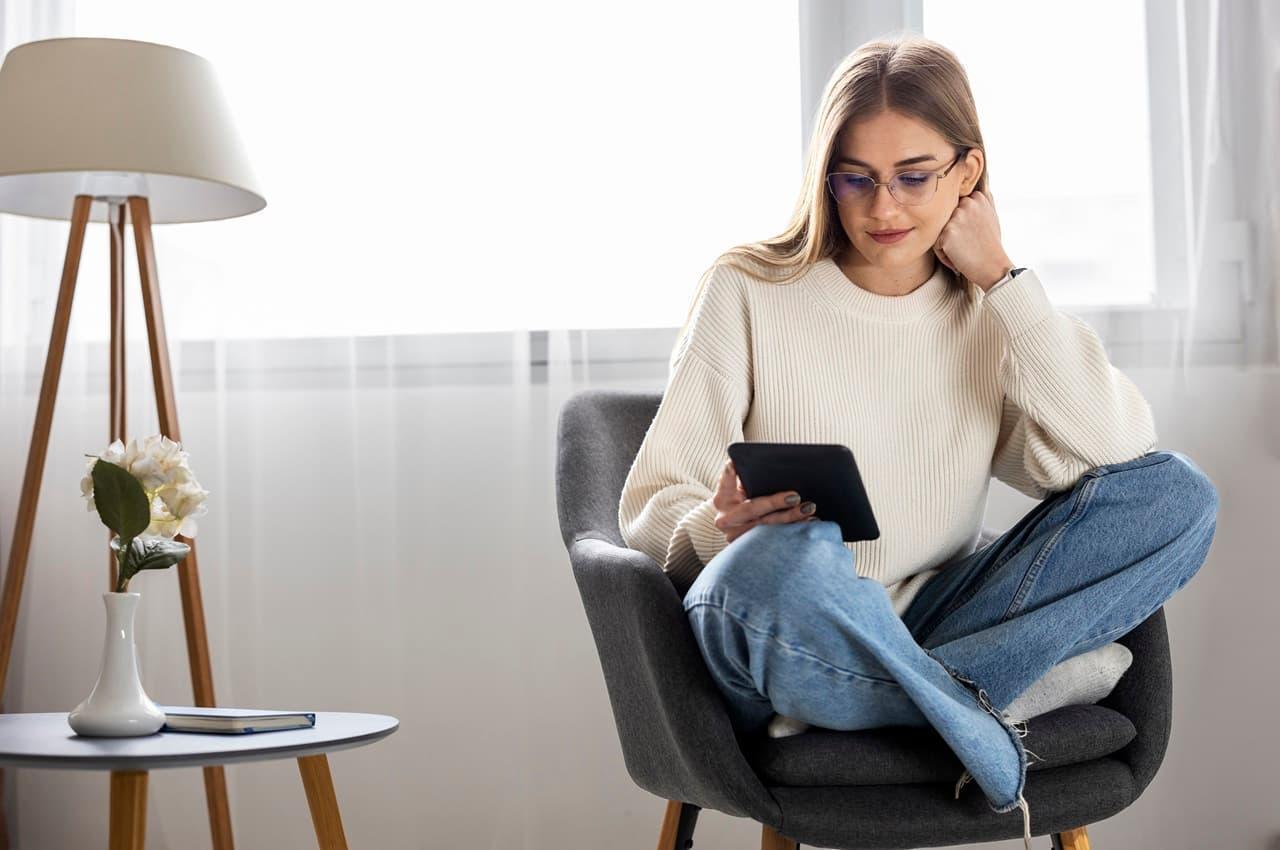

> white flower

[
  {"left": 149, "top": 480, "right": 209, "bottom": 539},
  {"left": 81, "top": 435, "right": 209, "bottom": 539},
  {"left": 101, "top": 439, "right": 126, "bottom": 465},
  {"left": 80, "top": 463, "right": 96, "bottom": 513},
  {"left": 80, "top": 439, "right": 127, "bottom": 513},
  {"left": 123, "top": 434, "right": 188, "bottom": 491}
]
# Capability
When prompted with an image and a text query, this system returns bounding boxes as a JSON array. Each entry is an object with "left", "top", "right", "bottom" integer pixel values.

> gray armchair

[{"left": 555, "top": 388, "right": 1173, "bottom": 849}]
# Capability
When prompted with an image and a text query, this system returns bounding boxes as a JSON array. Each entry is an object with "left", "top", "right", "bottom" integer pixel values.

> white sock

[
  {"left": 1002, "top": 641, "right": 1133, "bottom": 722},
  {"left": 767, "top": 712, "right": 811, "bottom": 738},
  {"left": 765, "top": 641, "right": 1134, "bottom": 738}
]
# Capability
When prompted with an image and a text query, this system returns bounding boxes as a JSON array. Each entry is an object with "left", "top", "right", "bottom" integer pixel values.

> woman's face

[{"left": 829, "top": 110, "right": 982, "bottom": 270}]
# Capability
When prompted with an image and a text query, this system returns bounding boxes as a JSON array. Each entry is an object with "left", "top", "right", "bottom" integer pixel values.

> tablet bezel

[{"left": 726, "top": 441, "right": 880, "bottom": 542}]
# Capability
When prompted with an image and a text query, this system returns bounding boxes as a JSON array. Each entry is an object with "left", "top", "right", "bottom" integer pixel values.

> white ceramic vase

[{"left": 67, "top": 592, "right": 165, "bottom": 737}]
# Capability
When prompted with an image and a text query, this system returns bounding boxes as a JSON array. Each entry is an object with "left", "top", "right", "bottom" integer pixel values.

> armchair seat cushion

[{"left": 744, "top": 703, "right": 1136, "bottom": 787}]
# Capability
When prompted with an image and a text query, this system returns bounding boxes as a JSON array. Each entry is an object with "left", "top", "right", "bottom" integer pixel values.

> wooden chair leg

[
  {"left": 109, "top": 770, "right": 148, "bottom": 850},
  {"left": 656, "top": 800, "right": 680, "bottom": 850},
  {"left": 656, "top": 800, "right": 699, "bottom": 850},
  {"left": 1052, "top": 826, "right": 1092, "bottom": 849},
  {"left": 761, "top": 823, "right": 799, "bottom": 850}
]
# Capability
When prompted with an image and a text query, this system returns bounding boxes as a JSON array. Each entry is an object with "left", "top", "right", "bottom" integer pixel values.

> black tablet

[{"left": 727, "top": 441, "right": 880, "bottom": 542}]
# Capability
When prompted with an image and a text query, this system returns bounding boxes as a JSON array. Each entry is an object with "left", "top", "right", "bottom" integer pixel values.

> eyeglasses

[{"left": 826, "top": 149, "right": 970, "bottom": 206}]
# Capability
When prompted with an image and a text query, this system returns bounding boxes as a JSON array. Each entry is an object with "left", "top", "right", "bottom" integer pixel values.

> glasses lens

[
  {"left": 890, "top": 172, "right": 936, "bottom": 205},
  {"left": 828, "top": 173, "right": 872, "bottom": 203},
  {"left": 829, "top": 172, "right": 937, "bottom": 205}
]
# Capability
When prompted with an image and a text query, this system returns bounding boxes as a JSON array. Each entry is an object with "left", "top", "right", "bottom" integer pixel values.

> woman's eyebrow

[{"left": 835, "top": 154, "right": 937, "bottom": 171}]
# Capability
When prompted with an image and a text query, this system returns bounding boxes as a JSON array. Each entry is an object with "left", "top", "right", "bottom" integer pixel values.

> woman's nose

[{"left": 868, "top": 182, "right": 904, "bottom": 219}]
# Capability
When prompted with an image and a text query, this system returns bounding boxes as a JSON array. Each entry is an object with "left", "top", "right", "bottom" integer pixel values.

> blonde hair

[{"left": 671, "top": 34, "right": 991, "bottom": 370}]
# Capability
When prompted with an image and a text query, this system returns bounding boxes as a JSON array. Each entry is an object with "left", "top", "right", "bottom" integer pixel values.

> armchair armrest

[
  {"left": 1095, "top": 606, "right": 1173, "bottom": 800},
  {"left": 567, "top": 536, "right": 781, "bottom": 824}
]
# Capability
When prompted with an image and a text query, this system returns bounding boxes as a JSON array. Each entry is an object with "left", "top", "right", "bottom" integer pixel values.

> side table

[{"left": 0, "top": 711, "right": 399, "bottom": 849}]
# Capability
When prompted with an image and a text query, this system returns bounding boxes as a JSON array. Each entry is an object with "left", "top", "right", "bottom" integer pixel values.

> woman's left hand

[{"left": 932, "top": 189, "right": 1015, "bottom": 291}]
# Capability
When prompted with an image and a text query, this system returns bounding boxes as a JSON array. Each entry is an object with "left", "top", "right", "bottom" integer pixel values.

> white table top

[{"left": 0, "top": 712, "right": 399, "bottom": 771}]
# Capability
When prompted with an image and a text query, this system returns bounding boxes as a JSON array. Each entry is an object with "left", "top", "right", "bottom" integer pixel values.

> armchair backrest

[
  {"left": 554, "top": 388, "right": 651, "bottom": 551},
  {"left": 555, "top": 388, "right": 781, "bottom": 822}
]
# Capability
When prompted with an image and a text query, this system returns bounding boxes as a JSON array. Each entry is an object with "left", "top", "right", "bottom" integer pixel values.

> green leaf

[
  {"left": 126, "top": 536, "right": 190, "bottom": 572},
  {"left": 90, "top": 460, "right": 150, "bottom": 539}
]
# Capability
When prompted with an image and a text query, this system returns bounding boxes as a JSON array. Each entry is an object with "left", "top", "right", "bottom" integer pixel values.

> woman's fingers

[
  {"left": 723, "top": 517, "right": 760, "bottom": 543},
  {"left": 718, "top": 493, "right": 812, "bottom": 530},
  {"left": 716, "top": 458, "right": 822, "bottom": 542},
  {"left": 717, "top": 459, "right": 739, "bottom": 504},
  {"left": 723, "top": 504, "right": 818, "bottom": 542},
  {"left": 934, "top": 242, "right": 955, "bottom": 273},
  {"left": 756, "top": 501, "right": 817, "bottom": 524}
]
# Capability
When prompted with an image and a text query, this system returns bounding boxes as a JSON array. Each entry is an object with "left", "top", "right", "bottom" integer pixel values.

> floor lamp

[{"left": 0, "top": 37, "right": 265, "bottom": 850}]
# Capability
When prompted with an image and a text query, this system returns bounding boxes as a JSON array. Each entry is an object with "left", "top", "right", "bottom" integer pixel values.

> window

[
  {"left": 53, "top": 0, "right": 801, "bottom": 341},
  {"left": 922, "top": 0, "right": 1159, "bottom": 308}
]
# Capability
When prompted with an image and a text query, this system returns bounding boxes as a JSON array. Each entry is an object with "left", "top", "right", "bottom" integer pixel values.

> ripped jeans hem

[{"left": 923, "top": 647, "right": 1046, "bottom": 814}]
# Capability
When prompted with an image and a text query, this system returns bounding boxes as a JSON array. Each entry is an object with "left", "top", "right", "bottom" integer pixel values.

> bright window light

[
  {"left": 923, "top": 0, "right": 1158, "bottom": 306},
  {"left": 53, "top": 1, "right": 801, "bottom": 340}
]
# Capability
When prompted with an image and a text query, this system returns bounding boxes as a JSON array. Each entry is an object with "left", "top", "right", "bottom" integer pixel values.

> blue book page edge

[
  {"left": 159, "top": 722, "right": 315, "bottom": 735},
  {"left": 156, "top": 705, "right": 316, "bottom": 721},
  {"left": 157, "top": 706, "right": 317, "bottom": 735}
]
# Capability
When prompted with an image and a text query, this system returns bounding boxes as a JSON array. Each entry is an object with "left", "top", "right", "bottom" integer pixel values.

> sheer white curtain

[
  {"left": 1153, "top": 0, "right": 1279, "bottom": 374},
  {"left": 1182, "top": 0, "right": 1280, "bottom": 370},
  {"left": 0, "top": 2, "right": 1275, "bottom": 849}
]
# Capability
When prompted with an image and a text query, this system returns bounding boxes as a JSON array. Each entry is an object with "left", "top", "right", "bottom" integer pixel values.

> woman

[{"left": 616, "top": 35, "right": 1218, "bottom": 847}]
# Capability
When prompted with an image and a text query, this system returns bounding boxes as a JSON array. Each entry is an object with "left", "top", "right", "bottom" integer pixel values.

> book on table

[{"left": 157, "top": 705, "right": 317, "bottom": 734}]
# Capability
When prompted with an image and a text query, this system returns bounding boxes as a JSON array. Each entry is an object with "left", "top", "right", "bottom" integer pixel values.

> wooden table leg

[
  {"left": 109, "top": 770, "right": 148, "bottom": 850},
  {"left": 297, "top": 755, "right": 347, "bottom": 850}
]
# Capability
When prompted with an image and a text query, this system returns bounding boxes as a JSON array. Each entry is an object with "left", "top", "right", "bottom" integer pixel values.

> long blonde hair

[{"left": 671, "top": 34, "right": 991, "bottom": 369}]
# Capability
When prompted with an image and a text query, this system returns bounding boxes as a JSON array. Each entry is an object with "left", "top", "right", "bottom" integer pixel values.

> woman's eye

[{"left": 899, "top": 173, "right": 930, "bottom": 185}]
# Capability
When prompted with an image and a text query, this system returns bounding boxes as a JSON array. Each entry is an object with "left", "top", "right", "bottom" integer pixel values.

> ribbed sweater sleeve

[
  {"left": 983, "top": 269, "right": 1158, "bottom": 498},
  {"left": 617, "top": 266, "right": 753, "bottom": 594}
]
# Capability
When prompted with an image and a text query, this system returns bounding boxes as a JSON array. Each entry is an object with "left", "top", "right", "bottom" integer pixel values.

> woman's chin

[{"left": 857, "top": 240, "right": 929, "bottom": 265}]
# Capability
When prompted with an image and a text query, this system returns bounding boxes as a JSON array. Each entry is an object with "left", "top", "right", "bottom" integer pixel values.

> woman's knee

[
  {"left": 687, "top": 519, "right": 851, "bottom": 602},
  {"left": 1096, "top": 449, "right": 1218, "bottom": 530},
  {"left": 1153, "top": 450, "right": 1219, "bottom": 531}
]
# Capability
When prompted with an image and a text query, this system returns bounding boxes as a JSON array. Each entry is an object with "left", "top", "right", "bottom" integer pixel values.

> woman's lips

[{"left": 869, "top": 228, "right": 912, "bottom": 244}]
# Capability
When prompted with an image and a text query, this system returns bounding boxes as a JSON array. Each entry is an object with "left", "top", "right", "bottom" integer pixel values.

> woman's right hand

[{"left": 713, "top": 458, "right": 818, "bottom": 544}]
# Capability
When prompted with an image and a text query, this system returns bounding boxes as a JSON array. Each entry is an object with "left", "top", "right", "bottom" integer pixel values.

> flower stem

[{"left": 114, "top": 542, "right": 131, "bottom": 593}]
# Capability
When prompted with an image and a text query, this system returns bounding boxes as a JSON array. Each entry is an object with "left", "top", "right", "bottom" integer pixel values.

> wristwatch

[{"left": 985, "top": 266, "right": 1026, "bottom": 296}]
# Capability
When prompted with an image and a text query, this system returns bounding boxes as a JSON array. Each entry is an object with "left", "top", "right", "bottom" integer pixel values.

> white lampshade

[{"left": 0, "top": 37, "right": 265, "bottom": 224}]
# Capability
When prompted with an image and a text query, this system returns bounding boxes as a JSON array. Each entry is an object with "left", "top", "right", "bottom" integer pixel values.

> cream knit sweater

[{"left": 617, "top": 257, "right": 1158, "bottom": 616}]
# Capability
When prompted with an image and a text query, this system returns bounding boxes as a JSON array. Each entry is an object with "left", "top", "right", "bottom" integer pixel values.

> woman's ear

[{"left": 961, "top": 148, "right": 984, "bottom": 195}]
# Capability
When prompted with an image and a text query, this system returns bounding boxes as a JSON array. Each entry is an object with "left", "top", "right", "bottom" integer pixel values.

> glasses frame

[{"left": 826, "top": 147, "right": 971, "bottom": 207}]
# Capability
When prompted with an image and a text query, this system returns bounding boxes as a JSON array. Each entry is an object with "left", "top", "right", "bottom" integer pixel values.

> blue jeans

[{"left": 683, "top": 450, "right": 1218, "bottom": 833}]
